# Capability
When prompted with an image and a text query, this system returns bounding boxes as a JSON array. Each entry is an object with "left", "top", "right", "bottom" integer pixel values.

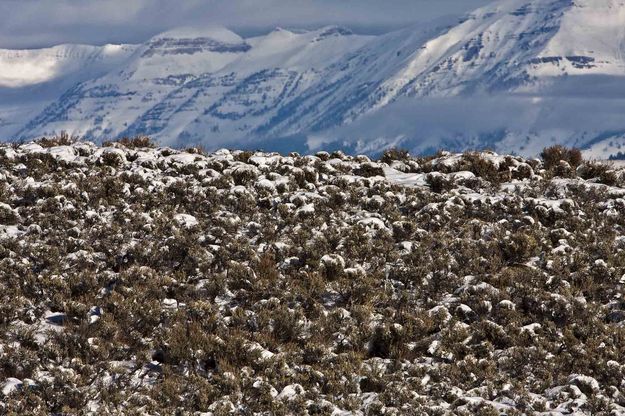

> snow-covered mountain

[
  {"left": 5, "top": 0, "right": 625, "bottom": 156},
  {"left": 0, "top": 43, "right": 138, "bottom": 139},
  {"left": 8, "top": 26, "right": 373, "bottom": 148}
]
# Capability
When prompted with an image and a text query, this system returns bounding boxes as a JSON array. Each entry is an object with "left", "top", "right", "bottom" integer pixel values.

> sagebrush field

[{"left": 1, "top": 138, "right": 625, "bottom": 415}]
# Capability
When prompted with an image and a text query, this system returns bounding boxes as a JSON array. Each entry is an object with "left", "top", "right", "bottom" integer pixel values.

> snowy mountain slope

[
  {"left": 528, "top": 0, "right": 625, "bottom": 78},
  {"left": 289, "top": 0, "right": 625, "bottom": 155},
  {"left": 265, "top": 0, "right": 577, "bottom": 132},
  {"left": 241, "top": 18, "right": 461, "bottom": 138},
  {"left": 255, "top": 0, "right": 625, "bottom": 150},
  {"left": 15, "top": 26, "right": 372, "bottom": 145},
  {"left": 7, "top": 0, "right": 625, "bottom": 156},
  {"left": 15, "top": 27, "right": 255, "bottom": 140},
  {"left": 0, "top": 43, "right": 138, "bottom": 139},
  {"left": 120, "top": 27, "right": 374, "bottom": 147},
  {"left": 363, "top": 0, "right": 625, "bottom": 99}
]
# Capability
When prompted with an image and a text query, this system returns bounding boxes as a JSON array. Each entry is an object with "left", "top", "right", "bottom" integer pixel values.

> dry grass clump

[
  {"left": 539, "top": 145, "right": 621, "bottom": 186},
  {"left": 1, "top": 141, "right": 625, "bottom": 414}
]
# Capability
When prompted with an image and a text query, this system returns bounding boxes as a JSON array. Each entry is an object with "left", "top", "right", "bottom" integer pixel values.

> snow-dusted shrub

[
  {"left": 0, "top": 202, "right": 18, "bottom": 225},
  {"left": 99, "top": 150, "right": 124, "bottom": 167},
  {"left": 459, "top": 151, "right": 502, "bottom": 184},
  {"left": 577, "top": 161, "right": 618, "bottom": 185},
  {"left": 319, "top": 254, "right": 345, "bottom": 280},
  {"left": 229, "top": 164, "right": 260, "bottom": 186},
  {"left": 367, "top": 324, "right": 405, "bottom": 359},
  {"left": 541, "top": 145, "right": 583, "bottom": 170},
  {"left": 353, "top": 162, "right": 385, "bottom": 178},
  {"left": 233, "top": 150, "right": 254, "bottom": 163},
  {"left": 499, "top": 230, "right": 539, "bottom": 265},
  {"left": 550, "top": 159, "right": 576, "bottom": 178},
  {"left": 379, "top": 147, "right": 410, "bottom": 164},
  {"left": 35, "top": 131, "right": 78, "bottom": 147},
  {"left": 271, "top": 305, "right": 304, "bottom": 343},
  {"left": 425, "top": 172, "right": 453, "bottom": 193}
]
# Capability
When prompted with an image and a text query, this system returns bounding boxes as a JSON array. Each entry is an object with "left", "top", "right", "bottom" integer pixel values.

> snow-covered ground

[{"left": 1, "top": 140, "right": 625, "bottom": 414}]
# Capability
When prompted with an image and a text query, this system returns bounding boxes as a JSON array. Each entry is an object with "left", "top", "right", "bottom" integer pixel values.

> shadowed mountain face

[{"left": 4, "top": 0, "right": 625, "bottom": 157}]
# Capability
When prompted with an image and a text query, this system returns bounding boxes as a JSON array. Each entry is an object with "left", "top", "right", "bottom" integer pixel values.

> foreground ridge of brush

[{"left": 2, "top": 140, "right": 625, "bottom": 414}]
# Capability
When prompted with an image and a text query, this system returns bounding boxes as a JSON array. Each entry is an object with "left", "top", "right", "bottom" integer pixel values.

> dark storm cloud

[{"left": 0, "top": 0, "right": 494, "bottom": 48}]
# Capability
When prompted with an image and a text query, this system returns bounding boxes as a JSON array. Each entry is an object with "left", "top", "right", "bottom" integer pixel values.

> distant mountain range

[{"left": 3, "top": 0, "right": 625, "bottom": 157}]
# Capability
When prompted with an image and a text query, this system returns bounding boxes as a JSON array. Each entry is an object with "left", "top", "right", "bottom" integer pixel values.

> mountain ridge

[{"left": 4, "top": 0, "right": 625, "bottom": 157}]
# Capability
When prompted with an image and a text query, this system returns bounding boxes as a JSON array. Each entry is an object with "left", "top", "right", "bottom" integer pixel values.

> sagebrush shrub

[
  {"left": 380, "top": 147, "right": 410, "bottom": 164},
  {"left": 541, "top": 145, "right": 583, "bottom": 170},
  {"left": 103, "top": 135, "right": 156, "bottom": 149}
]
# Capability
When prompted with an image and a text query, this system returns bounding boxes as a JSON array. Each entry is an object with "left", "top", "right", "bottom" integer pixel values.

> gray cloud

[{"left": 0, "top": 0, "right": 494, "bottom": 48}]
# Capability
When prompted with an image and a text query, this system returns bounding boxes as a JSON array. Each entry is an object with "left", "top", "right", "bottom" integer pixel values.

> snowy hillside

[
  {"left": 2, "top": 139, "right": 625, "bottom": 413},
  {"left": 4, "top": 0, "right": 625, "bottom": 156},
  {"left": 0, "top": 43, "right": 138, "bottom": 141},
  {"left": 11, "top": 26, "right": 373, "bottom": 148}
]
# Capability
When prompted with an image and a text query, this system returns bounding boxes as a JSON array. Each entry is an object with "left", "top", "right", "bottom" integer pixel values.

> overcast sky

[{"left": 0, "top": 0, "right": 494, "bottom": 49}]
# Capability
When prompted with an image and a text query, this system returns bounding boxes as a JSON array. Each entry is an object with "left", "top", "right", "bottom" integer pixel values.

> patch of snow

[
  {"left": 174, "top": 213, "right": 198, "bottom": 228},
  {"left": 2, "top": 378, "right": 22, "bottom": 395},
  {"left": 277, "top": 384, "right": 304, "bottom": 400}
]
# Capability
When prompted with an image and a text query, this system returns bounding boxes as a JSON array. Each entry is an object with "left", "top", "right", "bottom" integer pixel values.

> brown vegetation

[{"left": 0, "top": 141, "right": 623, "bottom": 414}]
